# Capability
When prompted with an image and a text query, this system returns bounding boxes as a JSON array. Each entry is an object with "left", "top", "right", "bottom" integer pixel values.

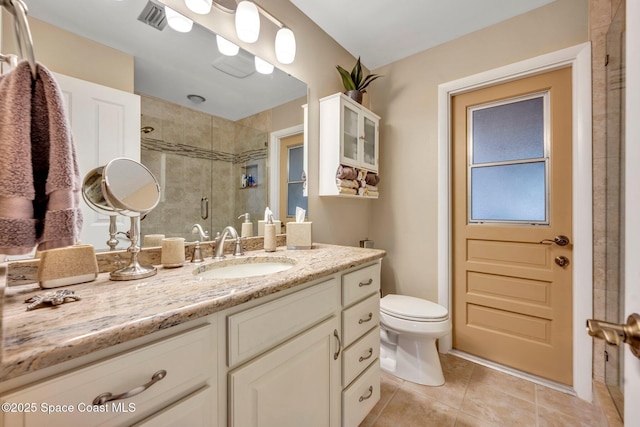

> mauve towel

[
  {"left": 0, "top": 61, "right": 82, "bottom": 255},
  {"left": 336, "top": 165, "right": 358, "bottom": 180}
]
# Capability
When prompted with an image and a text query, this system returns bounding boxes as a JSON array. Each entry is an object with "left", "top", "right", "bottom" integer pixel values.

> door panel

[{"left": 452, "top": 67, "right": 573, "bottom": 385}]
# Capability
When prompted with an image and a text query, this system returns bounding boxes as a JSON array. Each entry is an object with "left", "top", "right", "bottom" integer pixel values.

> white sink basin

[{"left": 194, "top": 257, "right": 295, "bottom": 279}]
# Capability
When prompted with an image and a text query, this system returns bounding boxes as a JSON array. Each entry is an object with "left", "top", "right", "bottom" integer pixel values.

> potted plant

[{"left": 336, "top": 57, "right": 382, "bottom": 104}]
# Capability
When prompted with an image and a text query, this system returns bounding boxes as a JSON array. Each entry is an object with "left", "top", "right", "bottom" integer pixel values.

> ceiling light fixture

[
  {"left": 275, "top": 27, "right": 296, "bottom": 65},
  {"left": 235, "top": 1, "right": 260, "bottom": 43},
  {"left": 216, "top": 35, "right": 240, "bottom": 56},
  {"left": 254, "top": 56, "right": 274, "bottom": 75},
  {"left": 185, "top": 0, "right": 212, "bottom": 15},
  {"left": 164, "top": 6, "right": 193, "bottom": 33}
]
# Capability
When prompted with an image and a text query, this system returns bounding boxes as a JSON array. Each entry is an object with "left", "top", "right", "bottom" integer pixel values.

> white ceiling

[
  {"left": 290, "top": 0, "right": 556, "bottom": 70},
  {"left": 23, "top": 0, "right": 307, "bottom": 121}
]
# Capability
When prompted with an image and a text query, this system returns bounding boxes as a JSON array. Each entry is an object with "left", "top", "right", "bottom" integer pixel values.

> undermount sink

[{"left": 194, "top": 256, "right": 296, "bottom": 279}]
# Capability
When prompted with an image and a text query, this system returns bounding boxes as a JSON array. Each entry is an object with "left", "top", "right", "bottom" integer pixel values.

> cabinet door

[
  {"left": 361, "top": 111, "right": 379, "bottom": 171},
  {"left": 229, "top": 317, "right": 341, "bottom": 427},
  {"left": 341, "top": 102, "right": 360, "bottom": 167}
]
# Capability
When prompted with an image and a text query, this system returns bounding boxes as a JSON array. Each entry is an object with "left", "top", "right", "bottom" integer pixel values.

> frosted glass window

[
  {"left": 471, "top": 162, "right": 546, "bottom": 222},
  {"left": 287, "top": 183, "right": 307, "bottom": 216},
  {"left": 468, "top": 93, "right": 549, "bottom": 224},
  {"left": 472, "top": 97, "right": 544, "bottom": 164},
  {"left": 288, "top": 146, "right": 304, "bottom": 181}
]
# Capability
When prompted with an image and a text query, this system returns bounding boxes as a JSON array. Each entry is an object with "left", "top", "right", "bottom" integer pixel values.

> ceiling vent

[
  {"left": 138, "top": 1, "right": 167, "bottom": 31},
  {"left": 211, "top": 50, "right": 255, "bottom": 79}
]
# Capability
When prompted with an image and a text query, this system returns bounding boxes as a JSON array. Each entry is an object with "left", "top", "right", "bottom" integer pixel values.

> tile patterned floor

[{"left": 360, "top": 354, "right": 608, "bottom": 427}]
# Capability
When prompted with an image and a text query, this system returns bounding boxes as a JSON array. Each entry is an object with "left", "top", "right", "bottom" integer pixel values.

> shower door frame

[{"left": 437, "top": 42, "right": 593, "bottom": 401}]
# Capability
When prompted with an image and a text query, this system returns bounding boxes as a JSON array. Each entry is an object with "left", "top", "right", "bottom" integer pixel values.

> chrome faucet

[
  {"left": 213, "top": 226, "right": 244, "bottom": 260},
  {"left": 191, "top": 224, "right": 210, "bottom": 241}
]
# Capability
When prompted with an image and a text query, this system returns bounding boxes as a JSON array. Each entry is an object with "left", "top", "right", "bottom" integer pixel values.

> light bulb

[
  {"left": 165, "top": 6, "right": 193, "bottom": 33},
  {"left": 275, "top": 27, "right": 296, "bottom": 64},
  {"left": 255, "top": 56, "right": 274, "bottom": 75},
  {"left": 216, "top": 35, "right": 240, "bottom": 56},
  {"left": 185, "top": 0, "right": 212, "bottom": 15},
  {"left": 235, "top": 1, "right": 260, "bottom": 43}
]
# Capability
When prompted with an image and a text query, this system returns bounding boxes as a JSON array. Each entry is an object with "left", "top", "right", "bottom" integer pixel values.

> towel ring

[{"left": 1, "top": 0, "right": 36, "bottom": 79}]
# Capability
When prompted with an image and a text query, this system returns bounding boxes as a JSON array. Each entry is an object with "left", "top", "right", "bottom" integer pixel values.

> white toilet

[{"left": 379, "top": 294, "right": 451, "bottom": 386}]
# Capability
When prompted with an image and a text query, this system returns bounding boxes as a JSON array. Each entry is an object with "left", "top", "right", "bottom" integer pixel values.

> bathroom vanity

[{"left": 0, "top": 244, "right": 384, "bottom": 427}]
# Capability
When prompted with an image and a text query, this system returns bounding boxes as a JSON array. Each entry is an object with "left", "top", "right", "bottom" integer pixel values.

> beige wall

[
  {"left": 368, "top": 0, "right": 589, "bottom": 301},
  {"left": 1, "top": 15, "right": 133, "bottom": 92}
]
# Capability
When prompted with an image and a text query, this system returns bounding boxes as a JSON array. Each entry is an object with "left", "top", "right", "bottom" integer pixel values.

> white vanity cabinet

[
  {"left": 319, "top": 93, "right": 380, "bottom": 197},
  {"left": 0, "top": 258, "right": 383, "bottom": 427},
  {"left": 0, "top": 323, "right": 217, "bottom": 427}
]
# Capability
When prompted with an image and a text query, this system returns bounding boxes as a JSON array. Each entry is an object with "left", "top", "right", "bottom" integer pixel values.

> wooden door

[{"left": 452, "top": 67, "right": 573, "bottom": 385}]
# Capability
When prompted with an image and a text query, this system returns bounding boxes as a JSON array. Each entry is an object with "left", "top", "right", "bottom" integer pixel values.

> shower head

[{"left": 141, "top": 126, "right": 154, "bottom": 134}]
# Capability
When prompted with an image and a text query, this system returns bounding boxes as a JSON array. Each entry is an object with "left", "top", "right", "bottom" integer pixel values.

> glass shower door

[{"left": 604, "top": 0, "right": 626, "bottom": 418}]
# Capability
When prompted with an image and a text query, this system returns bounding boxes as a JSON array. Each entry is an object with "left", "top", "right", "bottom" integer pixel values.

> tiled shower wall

[{"left": 139, "top": 94, "right": 269, "bottom": 240}]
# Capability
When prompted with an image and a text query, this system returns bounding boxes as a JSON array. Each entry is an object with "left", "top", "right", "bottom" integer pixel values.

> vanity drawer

[
  {"left": 342, "top": 360, "right": 380, "bottom": 427},
  {"left": 1, "top": 324, "right": 214, "bottom": 427},
  {"left": 228, "top": 278, "right": 339, "bottom": 367},
  {"left": 342, "top": 327, "right": 380, "bottom": 388},
  {"left": 342, "top": 262, "right": 380, "bottom": 307},
  {"left": 342, "top": 293, "right": 380, "bottom": 347}
]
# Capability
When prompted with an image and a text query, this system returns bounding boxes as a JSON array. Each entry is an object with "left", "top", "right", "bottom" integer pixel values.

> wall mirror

[{"left": 24, "top": 0, "right": 309, "bottom": 250}]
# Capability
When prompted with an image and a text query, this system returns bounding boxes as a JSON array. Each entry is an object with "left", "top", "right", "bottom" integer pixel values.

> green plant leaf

[
  {"left": 352, "top": 57, "right": 363, "bottom": 87},
  {"left": 358, "top": 74, "right": 383, "bottom": 91},
  {"left": 336, "top": 65, "right": 356, "bottom": 91}
]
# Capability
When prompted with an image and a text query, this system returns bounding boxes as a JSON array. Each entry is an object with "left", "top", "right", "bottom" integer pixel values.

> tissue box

[
  {"left": 286, "top": 222, "right": 312, "bottom": 250},
  {"left": 37, "top": 244, "right": 99, "bottom": 289},
  {"left": 258, "top": 220, "right": 282, "bottom": 236}
]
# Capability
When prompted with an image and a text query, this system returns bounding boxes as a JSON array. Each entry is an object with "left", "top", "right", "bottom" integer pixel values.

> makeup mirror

[{"left": 83, "top": 158, "right": 161, "bottom": 280}]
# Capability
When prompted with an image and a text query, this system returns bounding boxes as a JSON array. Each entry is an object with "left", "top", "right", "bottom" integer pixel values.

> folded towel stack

[
  {"left": 0, "top": 61, "right": 83, "bottom": 255},
  {"left": 334, "top": 164, "right": 380, "bottom": 197},
  {"left": 336, "top": 178, "right": 359, "bottom": 189}
]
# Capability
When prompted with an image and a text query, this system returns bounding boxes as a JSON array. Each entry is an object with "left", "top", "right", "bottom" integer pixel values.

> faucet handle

[
  {"left": 233, "top": 237, "right": 244, "bottom": 257},
  {"left": 191, "top": 241, "right": 204, "bottom": 263}
]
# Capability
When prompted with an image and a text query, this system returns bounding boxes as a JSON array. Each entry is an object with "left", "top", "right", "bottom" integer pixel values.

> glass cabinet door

[
  {"left": 341, "top": 103, "right": 359, "bottom": 165},
  {"left": 362, "top": 114, "right": 378, "bottom": 169}
]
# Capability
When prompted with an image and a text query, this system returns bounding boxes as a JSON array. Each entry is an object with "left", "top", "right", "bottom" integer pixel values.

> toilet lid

[{"left": 380, "top": 294, "right": 449, "bottom": 321}]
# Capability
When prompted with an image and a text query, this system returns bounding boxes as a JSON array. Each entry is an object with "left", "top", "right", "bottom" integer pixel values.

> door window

[{"left": 468, "top": 93, "right": 549, "bottom": 224}]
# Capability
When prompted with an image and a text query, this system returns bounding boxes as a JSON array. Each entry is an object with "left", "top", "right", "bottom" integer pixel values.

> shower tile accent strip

[{"left": 141, "top": 136, "right": 267, "bottom": 164}]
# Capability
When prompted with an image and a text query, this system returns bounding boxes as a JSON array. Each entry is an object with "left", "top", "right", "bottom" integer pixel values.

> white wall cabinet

[{"left": 319, "top": 93, "right": 380, "bottom": 198}]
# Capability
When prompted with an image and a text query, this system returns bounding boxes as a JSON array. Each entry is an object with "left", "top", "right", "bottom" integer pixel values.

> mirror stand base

[{"left": 110, "top": 262, "right": 157, "bottom": 281}]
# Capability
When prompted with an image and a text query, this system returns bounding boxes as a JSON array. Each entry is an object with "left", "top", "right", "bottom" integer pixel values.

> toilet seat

[{"left": 381, "top": 294, "right": 448, "bottom": 322}]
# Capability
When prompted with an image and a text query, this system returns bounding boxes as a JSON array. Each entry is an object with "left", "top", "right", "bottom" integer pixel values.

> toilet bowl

[{"left": 379, "top": 294, "right": 451, "bottom": 386}]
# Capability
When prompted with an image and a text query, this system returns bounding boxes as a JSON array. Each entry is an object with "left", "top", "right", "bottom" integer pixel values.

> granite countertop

[{"left": 0, "top": 244, "right": 385, "bottom": 382}]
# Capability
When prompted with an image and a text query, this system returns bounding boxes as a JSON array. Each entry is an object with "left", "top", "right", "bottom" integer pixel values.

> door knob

[
  {"left": 555, "top": 256, "right": 570, "bottom": 267},
  {"left": 586, "top": 313, "right": 640, "bottom": 359},
  {"left": 539, "top": 235, "right": 570, "bottom": 246}
]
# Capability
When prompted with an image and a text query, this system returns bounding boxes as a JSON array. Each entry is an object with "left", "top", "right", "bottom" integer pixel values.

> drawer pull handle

[
  {"left": 93, "top": 370, "right": 167, "bottom": 406},
  {"left": 359, "top": 312, "right": 373, "bottom": 324},
  {"left": 359, "top": 347, "right": 373, "bottom": 362},
  {"left": 359, "top": 278, "right": 373, "bottom": 287},
  {"left": 333, "top": 329, "right": 342, "bottom": 360},
  {"left": 359, "top": 386, "right": 374, "bottom": 402}
]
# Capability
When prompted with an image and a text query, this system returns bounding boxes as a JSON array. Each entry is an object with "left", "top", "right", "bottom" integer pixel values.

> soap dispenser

[
  {"left": 238, "top": 213, "right": 253, "bottom": 238},
  {"left": 263, "top": 214, "right": 276, "bottom": 252}
]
